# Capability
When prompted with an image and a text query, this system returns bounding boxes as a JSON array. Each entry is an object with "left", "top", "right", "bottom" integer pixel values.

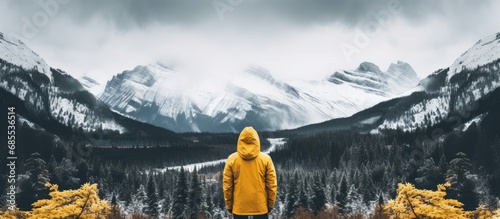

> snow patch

[
  {"left": 448, "top": 32, "right": 500, "bottom": 81},
  {"left": 461, "top": 113, "right": 487, "bottom": 131},
  {"left": 160, "top": 138, "right": 286, "bottom": 172},
  {"left": 0, "top": 32, "right": 52, "bottom": 80}
]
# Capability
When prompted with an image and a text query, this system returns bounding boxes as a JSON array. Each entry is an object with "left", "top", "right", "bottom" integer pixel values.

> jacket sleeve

[
  {"left": 223, "top": 159, "right": 234, "bottom": 210},
  {"left": 265, "top": 157, "right": 277, "bottom": 209}
]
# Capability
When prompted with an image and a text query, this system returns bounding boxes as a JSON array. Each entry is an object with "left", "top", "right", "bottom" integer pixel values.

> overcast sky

[{"left": 1, "top": 0, "right": 499, "bottom": 85}]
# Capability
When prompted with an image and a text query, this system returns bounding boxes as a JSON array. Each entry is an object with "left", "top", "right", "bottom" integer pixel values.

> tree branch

[
  {"left": 75, "top": 193, "right": 91, "bottom": 219},
  {"left": 405, "top": 193, "right": 420, "bottom": 219}
]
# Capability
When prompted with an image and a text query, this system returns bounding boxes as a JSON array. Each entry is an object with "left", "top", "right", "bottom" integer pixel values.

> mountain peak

[
  {"left": 356, "top": 62, "right": 382, "bottom": 74},
  {"left": 245, "top": 66, "right": 274, "bottom": 81},
  {"left": 448, "top": 31, "right": 500, "bottom": 81},
  {"left": 0, "top": 32, "right": 52, "bottom": 80},
  {"left": 327, "top": 61, "right": 419, "bottom": 96}
]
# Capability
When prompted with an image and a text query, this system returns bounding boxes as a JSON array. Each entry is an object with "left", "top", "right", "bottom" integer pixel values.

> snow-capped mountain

[
  {"left": 0, "top": 32, "right": 52, "bottom": 80},
  {"left": 328, "top": 61, "right": 419, "bottom": 96},
  {"left": 293, "top": 32, "right": 500, "bottom": 135},
  {"left": 99, "top": 61, "right": 419, "bottom": 132},
  {"left": 448, "top": 32, "right": 500, "bottom": 81},
  {"left": 0, "top": 32, "right": 186, "bottom": 143},
  {"left": 380, "top": 32, "right": 500, "bottom": 132}
]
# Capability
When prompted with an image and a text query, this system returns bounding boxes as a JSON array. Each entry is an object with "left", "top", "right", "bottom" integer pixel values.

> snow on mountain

[
  {"left": 378, "top": 32, "right": 500, "bottom": 132},
  {"left": 80, "top": 75, "right": 104, "bottom": 96},
  {"left": 100, "top": 61, "right": 420, "bottom": 132},
  {"left": 448, "top": 32, "right": 500, "bottom": 81},
  {"left": 0, "top": 32, "right": 52, "bottom": 80},
  {"left": 328, "top": 61, "right": 419, "bottom": 96},
  {"left": 0, "top": 33, "right": 126, "bottom": 133}
]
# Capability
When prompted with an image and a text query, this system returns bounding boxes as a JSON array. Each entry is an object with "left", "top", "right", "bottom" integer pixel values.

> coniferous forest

[{"left": 2, "top": 111, "right": 500, "bottom": 218}]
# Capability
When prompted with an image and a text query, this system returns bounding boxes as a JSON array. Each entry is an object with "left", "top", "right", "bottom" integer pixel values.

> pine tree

[
  {"left": 346, "top": 184, "right": 363, "bottom": 214},
  {"left": 53, "top": 158, "right": 80, "bottom": 190},
  {"left": 337, "top": 175, "right": 348, "bottom": 213},
  {"left": 146, "top": 173, "right": 159, "bottom": 218},
  {"left": 374, "top": 193, "right": 385, "bottom": 218},
  {"left": 206, "top": 190, "right": 214, "bottom": 218},
  {"left": 187, "top": 168, "right": 205, "bottom": 219},
  {"left": 285, "top": 173, "right": 299, "bottom": 218},
  {"left": 297, "top": 180, "right": 309, "bottom": 210},
  {"left": 17, "top": 153, "right": 50, "bottom": 210},
  {"left": 446, "top": 152, "right": 479, "bottom": 211},
  {"left": 330, "top": 184, "right": 336, "bottom": 205},
  {"left": 122, "top": 184, "right": 133, "bottom": 207},
  {"left": 162, "top": 195, "right": 171, "bottom": 217},
  {"left": 110, "top": 193, "right": 120, "bottom": 218},
  {"left": 172, "top": 167, "right": 188, "bottom": 219},
  {"left": 132, "top": 185, "right": 147, "bottom": 214},
  {"left": 309, "top": 175, "right": 326, "bottom": 215},
  {"left": 416, "top": 158, "right": 445, "bottom": 190}
]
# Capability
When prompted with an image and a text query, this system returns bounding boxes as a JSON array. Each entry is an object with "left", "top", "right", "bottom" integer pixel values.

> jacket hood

[{"left": 237, "top": 127, "right": 261, "bottom": 160}]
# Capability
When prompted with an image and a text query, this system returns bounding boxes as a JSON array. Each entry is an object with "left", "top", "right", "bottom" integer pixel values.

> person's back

[{"left": 223, "top": 127, "right": 277, "bottom": 219}]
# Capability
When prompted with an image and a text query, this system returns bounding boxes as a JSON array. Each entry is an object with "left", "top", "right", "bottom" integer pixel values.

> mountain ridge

[{"left": 98, "top": 60, "right": 419, "bottom": 132}]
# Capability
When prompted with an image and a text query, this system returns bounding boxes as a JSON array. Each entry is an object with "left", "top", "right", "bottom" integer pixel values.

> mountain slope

[
  {"left": 328, "top": 61, "right": 419, "bottom": 96},
  {"left": 0, "top": 33, "right": 190, "bottom": 147},
  {"left": 290, "top": 32, "right": 500, "bottom": 136},
  {"left": 99, "top": 61, "right": 419, "bottom": 133},
  {"left": 0, "top": 33, "right": 51, "bottom": 80}
]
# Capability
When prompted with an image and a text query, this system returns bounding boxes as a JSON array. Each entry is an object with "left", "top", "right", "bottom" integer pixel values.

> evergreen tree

[
  {"left": 172, "top": 167, "right": 188, "bottom": 219},
  {"left": 297, "top": 180, "right": 309, "bottom": 210},
  {"left": 309, "top": 175, "right": 326, "bottom": 215},
  {"left": 330, "top": 184, "right": 336, "bottom": 204},
  {"left": 360, "top": 170, "right": 375, "bottom": 206},
  {"left": 187, "top": 169, "right": 205, "bottom": 219},
  {"left": 346, "top": 184, "right": 363, "bottom": 214},
  {"left": 53, "top": 158, "right": 80, "bottom": 190},
  {"left": 337, "top": 175, "right": 348, "bottom": 213},
  {"left": 446, "top": 152, "right": 479, "bottom": 211},
  {"left": 76, "top": 160, "right": 90, "bottom": 183},
  {"left": 285, "top": 173, "right": 299, "bottom": 218},
  {"left": 17, "top": 153, "right": 50, "bottom": 210},
  {"left": 206, "top": 190, "right": 214, "bottom": 218},
  {"left": 162, "top": 195, "right": 171, "bottom": 217},
  {"left": 123, "top": 183, "right": 133, "bottom": 207},
  {"left": 132, "top": 185, "right": 147, "bottom": 214},
  {"left": 110, "top": 193, "right": 120, "bottom": 218},
  {"left": 415, "top": 158, "right": 445, "bottom": 190},
  {"left": 146, "top": 173, "right": 159, "bottom": 218}
]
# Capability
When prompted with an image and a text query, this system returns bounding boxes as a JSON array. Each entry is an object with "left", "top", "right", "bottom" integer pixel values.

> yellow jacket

[{"left": 223, "top": 127, "right": 277, "bottom": 215}]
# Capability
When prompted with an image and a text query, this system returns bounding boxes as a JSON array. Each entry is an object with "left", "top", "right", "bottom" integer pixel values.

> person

[{"left": 223, "top": 127, "right": 277, "bottom": 219}]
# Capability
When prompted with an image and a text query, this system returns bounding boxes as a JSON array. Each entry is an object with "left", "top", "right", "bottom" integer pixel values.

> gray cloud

[
  {"left": 1, "top": 0, "right": 499, "bottom": 83},
  {"left": 5, "top": 0, "right": 494, "bottom": 31}
]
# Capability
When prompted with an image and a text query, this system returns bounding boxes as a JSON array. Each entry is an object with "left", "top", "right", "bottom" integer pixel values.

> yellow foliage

[
  {"left": 384, "top": 183, "right": 468, "bottom": 219},
  {"left": 28, "top": 183, "right": 110, "bottom": 219},
  {"left": 0, "top": 208, "right": 27, "bottom": 219},
  {"left": 467, "top": 205, "right": 494, "bottom": 219},
  {"left": 493, "top": 209, "right": 500, "bottom": 219}
]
